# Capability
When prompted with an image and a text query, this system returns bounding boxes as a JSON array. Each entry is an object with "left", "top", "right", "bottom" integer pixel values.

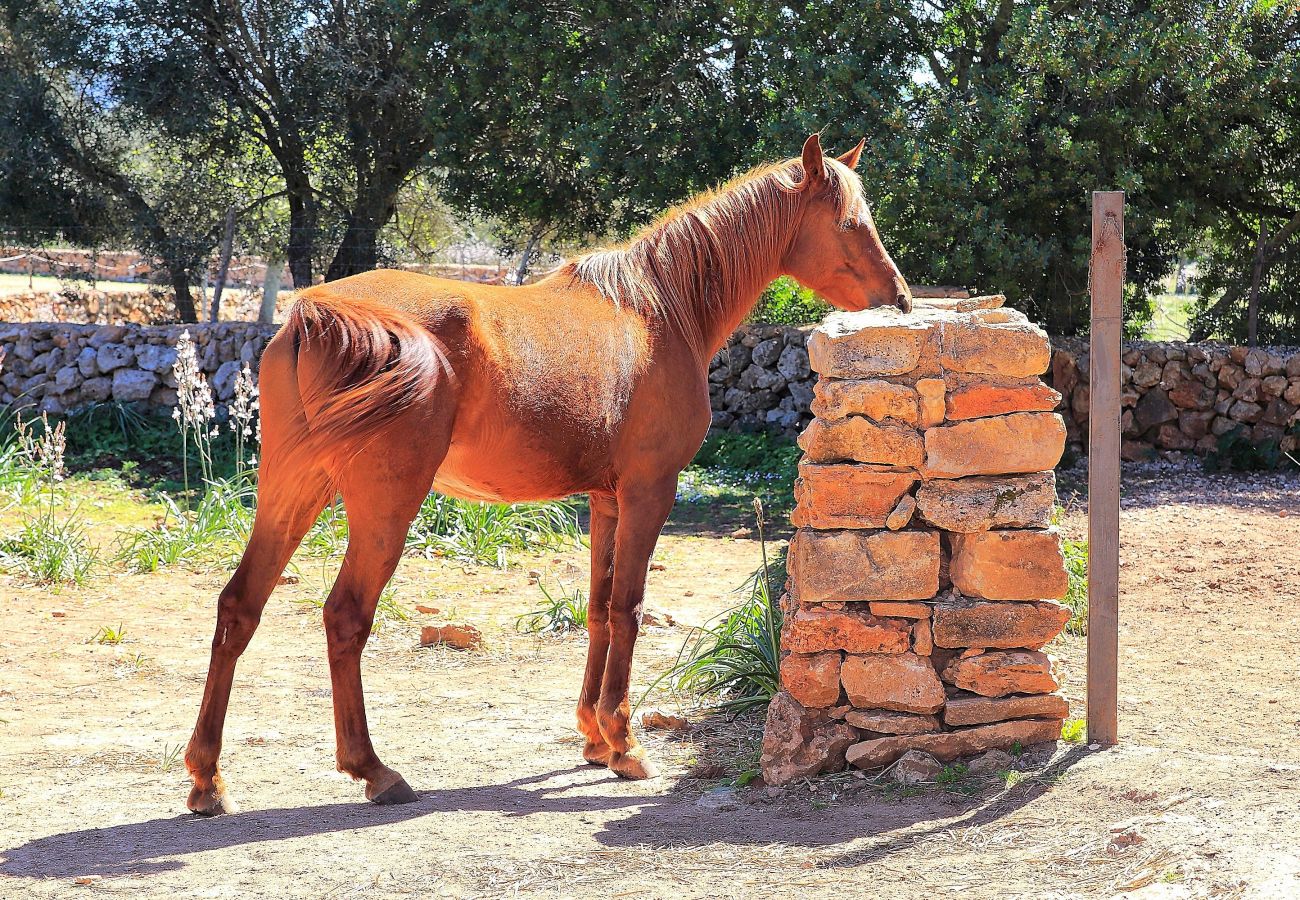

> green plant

[
  {"left": 116, "top": 475, "right": 256, "bottom": 573},
  {"left": 371, "top": 587, "right": 411, "bottom": 633},
  {"left": 649, "top": 500, "right": 783, "bottom": 713},
  {"left": 516, "top": 580, "right": 588, "bottom": 634},
  {"left": 0, "top": 414, "right": 99, "bottom": 584},
  {"left": 158, "top": 742, "right": 183, "bottom": 773},
  {"left": 679, "top": 432, "right": 800, "bottom": 515},
  {"left": 1061, "top": 718, "right": 1086, "bottom": 743},
  {"left": 1062, "top": 537, "right": 1088, "bottom": 637},
  {"left": 405, "top": 494, "right": 582, "bottom": 567},
  {"left": 1204, "top": 423, "right": 1300, "bottom": 472},
  {"left": 93, "top": 624, "right": 128, "bottom": 645},
  {"left": 747, "top": 276, "right": 831, "bottom": 326}
]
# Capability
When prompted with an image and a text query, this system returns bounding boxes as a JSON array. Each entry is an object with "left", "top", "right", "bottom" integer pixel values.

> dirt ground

[{"left": 2, "top": 463, "right": 1299, "bottom": 899}]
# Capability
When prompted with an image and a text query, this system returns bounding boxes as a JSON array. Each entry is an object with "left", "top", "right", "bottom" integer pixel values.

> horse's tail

[{"left": 275, "top": 291, "right": 450, "bottom": 486}]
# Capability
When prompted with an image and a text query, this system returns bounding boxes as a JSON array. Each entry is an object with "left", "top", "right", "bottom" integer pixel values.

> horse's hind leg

[
  {"left": 186, "top": 467, "right": 331, "bottom": 815},
  {"left": 576, "top": 492, "right": 618, "bottom": 765},
  {"left": 326, "top": 432, "right": 448, "bottom": 804}
]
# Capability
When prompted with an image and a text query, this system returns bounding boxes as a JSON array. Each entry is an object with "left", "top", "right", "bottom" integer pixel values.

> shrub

[
  {"left": 1204, "top": 423, "right": 1300, "bottom": 472},
  {"left": 747, "top": 276, "right": 830, "bottom": 326}
]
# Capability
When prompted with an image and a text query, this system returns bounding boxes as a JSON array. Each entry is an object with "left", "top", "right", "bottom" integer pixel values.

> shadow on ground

[{"left": 1, "top": 749, "right": 1091, "bottom": 881}]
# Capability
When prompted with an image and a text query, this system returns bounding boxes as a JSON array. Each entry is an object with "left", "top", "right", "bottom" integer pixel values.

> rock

[
  {"left": 695, "top": 786, "right": 740, "bottom": 811},
  {"left": 791, "top": 465, "right": 916, "bottom": 529},
  {"left": 939, "top": 316, "right": 1052, "bottom": 377},
  {"left": 965, "top": 749, "right": 1015, "bottom": 776},
  {"left": 788, "top": 529, "right": 940, "bottom": 603},
  {"left": 111, "top": 368, "right": 157, "bottom": 402},
  {"left": 1133, "top": 387, "right": 1178, "bottom": 432},
  {"left": 932, "top": 600, "right": 1071, "bottom": 650},
  {"left": 887, "top": 750, "right": 944, "bottom": 784},
  {"left": 912, "top": 617, "right": 933, "bottom": 655},
  {"left": 641, "top": 710, "right": 689, "bottom": 732},
  {"left": 945, "top": 380, "right": 1061, "bottom": 420},
  {"left": 759, "top": 692, "right": 858, "bottom": 784},
  {"left": 915, "top": 472, "right": 1055, "bottom": 532},
  {"left": 780, "top": 651, "right": 843, "bottom": 707},
  {"left": 948, "top": 529, "right": 1068, "bottom": 600},
  {"left": 885, "top": 494, "right": 916, "bottom": 530},
  {"left": 840, "top": 652, "right": 945, "bottom": 714},
  {"left": 419, "top": 623, "right": 483, "bottom": 651},
  {"left": 414, "top": 604, "right": 439, "bottom": 614},
  {"left": 777, "top": 344, "right": 812, "bottom": 381},
  {"left": 844, "top": 709, "right": 941, "bottom": 735},
  {"left": 798, "top": 417, "right": 924, "bottom": 466},
  {"left": 1155, "top": 423, "right": 1195, "bottom": 451},
  {"left": 943, "top": 693, "right": 1070, "bottom": 726},
  {"left": 916, "top": 378, "right": 945, "bottom": 427},
  {"left": 810, "top": 379, "right": 918, "bottom": 424},
  {"left": 54, "top": 365, "right": 79, "bottom": 392},
  {"left": 846, "top": 718, "right": 1061, "bottom": 769},
  {"left": 808, "top": 308, "right": 940, "bottom": 377},
  {"left": 1167, "top": 378, "right": 1215, "bottom": 409},
  {"left": 75, "top": 346, "right": 98, "bottom": 376},
  {"left": 921, "top": 413, "right": 1065, "bottom": 479},
  {"left": 212, "top": 359, "right": 242, "bottom": 400},
  {"left": 80, "top": 376, "right": 112, "bottom": 403},
  {"left": 867, "top": 601, "right": 930, "bottom": 619},
  {"left": 95, "top": 343, "right": 135, "bottom": 372},
  {"left": 752, "top": 337, "right": 783, "bottom": 367},
  {"left": 135, "top": 343, "right": 178, "bottom": 374},
  {"left": 941, "top": 650, "right": 1059, "bottom": 697},
  {"left": 782, "top": 605, "right": 911, "bottom": 654}
]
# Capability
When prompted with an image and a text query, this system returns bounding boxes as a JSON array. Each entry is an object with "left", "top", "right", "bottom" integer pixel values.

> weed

[
  {"left": 372, "top": 587, "right": 411, "bottom": 633},
  {"left": 517, "top": 580, "right": 588, "bottom": 634},
  {"left": 679, "top": 432, "right": 800, "bottom": 516},
  {"left": 116, "top": 475, "right": 255, "bottom": 573},
  {"left": 1010, "top": 741, "right": 1024, "bottom": 757},
  {"left": 1061, "top": 718, "right": 1086, "bottom": 743},
  {"left": 648, "top": 499, "right": 782, "bottom": 713},
  {"left": 405, "top": 494, "right": 582, "bottom": 567},
  {"left": 93, "top": 624, "right": 128, "bottom": 645},
  {"left": 1062, "top": 537, "right": 1088, "bottom": 636},
  {"left": 936, "top": 763, "right": 968, "bottom": 786},
  {"left": 1001, "top": 769, "right": 1027, "bottom": 788},
  {"left": 158, "top": 742, "right": 183, "bottom": 773}
]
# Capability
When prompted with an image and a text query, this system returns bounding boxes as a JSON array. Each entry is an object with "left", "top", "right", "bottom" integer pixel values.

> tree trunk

[
  {"left": 1246, "top": 222, "right": 1266, "bottom": 347},
  {"left": 210, "top": 206, "right": 237, "bottom": 323},
  {"left": 259, "top": 258, "right": 283, "bottom": 324},
  {"left": 513, "top": 227, "right": 544, "bottom": 285},
  {"left": 286, "top": 188, "right": 316, "bottom": 290},
  {"left": 169, "top": 262, "right": 198, "bottom": 324},
  {"left": 324, "top": 189, "right": 400, "bottom": 282}
]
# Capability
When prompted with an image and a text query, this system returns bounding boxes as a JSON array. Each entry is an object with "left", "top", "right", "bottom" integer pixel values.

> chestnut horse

[{"left": 185, "top": 133, "right": 911, "bottom": 815}]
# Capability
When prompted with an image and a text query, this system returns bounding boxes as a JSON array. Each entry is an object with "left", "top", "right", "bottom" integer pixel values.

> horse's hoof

[
  {"left": 188, "top": 786, "right": 239, "bottom": 817},
  {"left": 368, "top": 777, "right": 418, "bottom": 805},
  {"left": 583, "top": 740, "right": 613, "bottom": 768},
  {"left": 609, "top": 749, "right": 660, "bottom": 781}
]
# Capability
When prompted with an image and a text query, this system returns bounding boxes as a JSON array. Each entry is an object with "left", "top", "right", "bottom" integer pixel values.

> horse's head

[{"left": 781, "top": 133, "right": 912, "bottom": 313}]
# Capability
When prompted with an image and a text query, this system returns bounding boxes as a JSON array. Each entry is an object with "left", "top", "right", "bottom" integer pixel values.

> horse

[{"left": 184, "top": 133, "right": 912, "bottom": 815}]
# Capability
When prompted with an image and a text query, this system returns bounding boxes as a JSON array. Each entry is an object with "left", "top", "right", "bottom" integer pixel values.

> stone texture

[
  {"left": 780, "top": 652, "right": 843, "bottom": 708},
  {"left": 810, "top": 379, "right": 919, "bottom": 424},
  {"left": 887, "top": 750, "right": 944, "bottom": 784},
  {"left": 912, "top": 617, "right": 933, "bottom": 655},
  {"left": 788, "top": 529, "right": 940, "bottom": 603},
  {"left": 111, "top": 368, "right": 157, "bottom": 402},
  {"left": 867, "top": 601, "right": 931, "bottom": 619},
  {"left": 840, "top": 652, "right": 945, "bottom": 713},
  {"left": 791, "top": 465, "right": 916, "bottom": 529},
  {"left": 948, "top": 530, "right": 1068, "bottom": 600},
  {"left": 760, "top": 692, "right": 859, "bottom": 784},
  {"left": 921, "top": 413, "right": 1066, "bottom": 479},
  {"left": 943, "top": 693, "right": 1070, "bottom": 726},
  {"left": 799, "top": 417, "right": 924, "bottom": 466},
  {"left": 846, "top": 718, "right": 1062, "bottom": 769},
  {"left": 916, "top": 378, "right": 945, "bottom": 427},
  {"left": 939, "top": 316, "right": 1052, "bottom": 377},
  {"left": 885, "top": 494, "right": 916, "bottom": 530},
  {"left": 941, "top": 651, "right": 1059, "bottom": 697},
  {"left": 914, "top": 472, "right": 1056, "bottom": 532},
  {"left": 844, "top": 709, "right": 941, "bottom": 735},
  {"left": 945, "top": 380, "right": 1061, "bottom": 420},
  {"left": 807, "top": 308, "right": 940, "bottom": 378},
  {"left": 782, "top": 605, "right": 912, "bottom": 654},
  {"left": 931, "top": 601, "right": 1071, "bottom": 650}
]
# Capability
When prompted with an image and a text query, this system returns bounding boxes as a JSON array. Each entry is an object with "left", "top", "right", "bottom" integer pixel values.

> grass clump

[
  {"left": 1061, "top": 718, "right": 1086, "bottom": 743},
  {"left": 516, "top": 580, "right": 588, "bottom": 634},
  {"left": 406, "top": 494, "right": 582, "bottom": 567},
  {"left": 1062, "top": 537, "right": 1088, "bottom": 636},
  {"left": 116, "top": 475, "right": 256, "bottom": 573},
  {"left": 679, "top": 431, "right": 800, "bottom": 518},
  {"left": 651, "top": 500, "right": 783, "bottom": 714}
]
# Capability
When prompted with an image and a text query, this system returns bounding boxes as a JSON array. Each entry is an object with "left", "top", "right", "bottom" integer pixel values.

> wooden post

[{"left": 1088, "top": 191, "right": 1124, "bottom": 747}]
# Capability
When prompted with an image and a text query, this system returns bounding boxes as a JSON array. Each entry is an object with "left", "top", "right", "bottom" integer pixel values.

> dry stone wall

[
  {"left": 0, "top": 322, "right": 279, "bottom": 415},
  {"left": 760, "top": 297, "right": 1072, "bottom": 785}
]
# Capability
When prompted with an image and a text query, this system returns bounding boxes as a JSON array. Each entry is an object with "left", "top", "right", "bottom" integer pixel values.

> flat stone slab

[
  {"left": 789, "top": 529, "right": 940, "bottom": 603},
  {"left": 846, "top": 718, "right": 1061, "bottom": 769}
]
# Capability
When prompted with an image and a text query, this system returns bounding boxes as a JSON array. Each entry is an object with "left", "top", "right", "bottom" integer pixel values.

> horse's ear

[
  {"left": 800, "top": 133, "right": 827, "bottom": 188},
  {"left": 837, "top": 138, "right": 866, "bottom": 170}
]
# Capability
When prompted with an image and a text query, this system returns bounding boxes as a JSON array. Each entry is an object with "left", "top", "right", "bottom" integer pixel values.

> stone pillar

[{"left": 760, "top": 296, "right": 1072, "bottom": 785}]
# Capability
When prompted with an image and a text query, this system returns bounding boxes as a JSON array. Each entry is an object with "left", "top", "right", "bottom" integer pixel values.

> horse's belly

[{"left": 432, "top": 422, "right": 609, "bottom": 503}]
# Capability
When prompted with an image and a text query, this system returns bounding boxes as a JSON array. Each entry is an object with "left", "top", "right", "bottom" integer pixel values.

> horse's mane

[{"left": 565, "top": 155, "right": 866, "bottom": 350}]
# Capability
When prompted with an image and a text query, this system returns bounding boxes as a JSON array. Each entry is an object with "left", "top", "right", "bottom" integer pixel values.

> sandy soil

[{"left": 2, "top": 465, "right": 1299, "bottom": 899}]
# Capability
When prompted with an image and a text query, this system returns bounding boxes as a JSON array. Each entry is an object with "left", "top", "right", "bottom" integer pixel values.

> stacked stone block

[{"left": 760, "top": 296, "right": 1072, "bottom": 785}]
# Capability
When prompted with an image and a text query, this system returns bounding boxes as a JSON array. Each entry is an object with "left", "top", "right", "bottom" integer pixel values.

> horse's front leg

[
  {"left": 597, "top": 476, "right": 678, "bottom": 780},
  {"left": 577, "top": 492, "right": 618, "bottom": 766}
]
